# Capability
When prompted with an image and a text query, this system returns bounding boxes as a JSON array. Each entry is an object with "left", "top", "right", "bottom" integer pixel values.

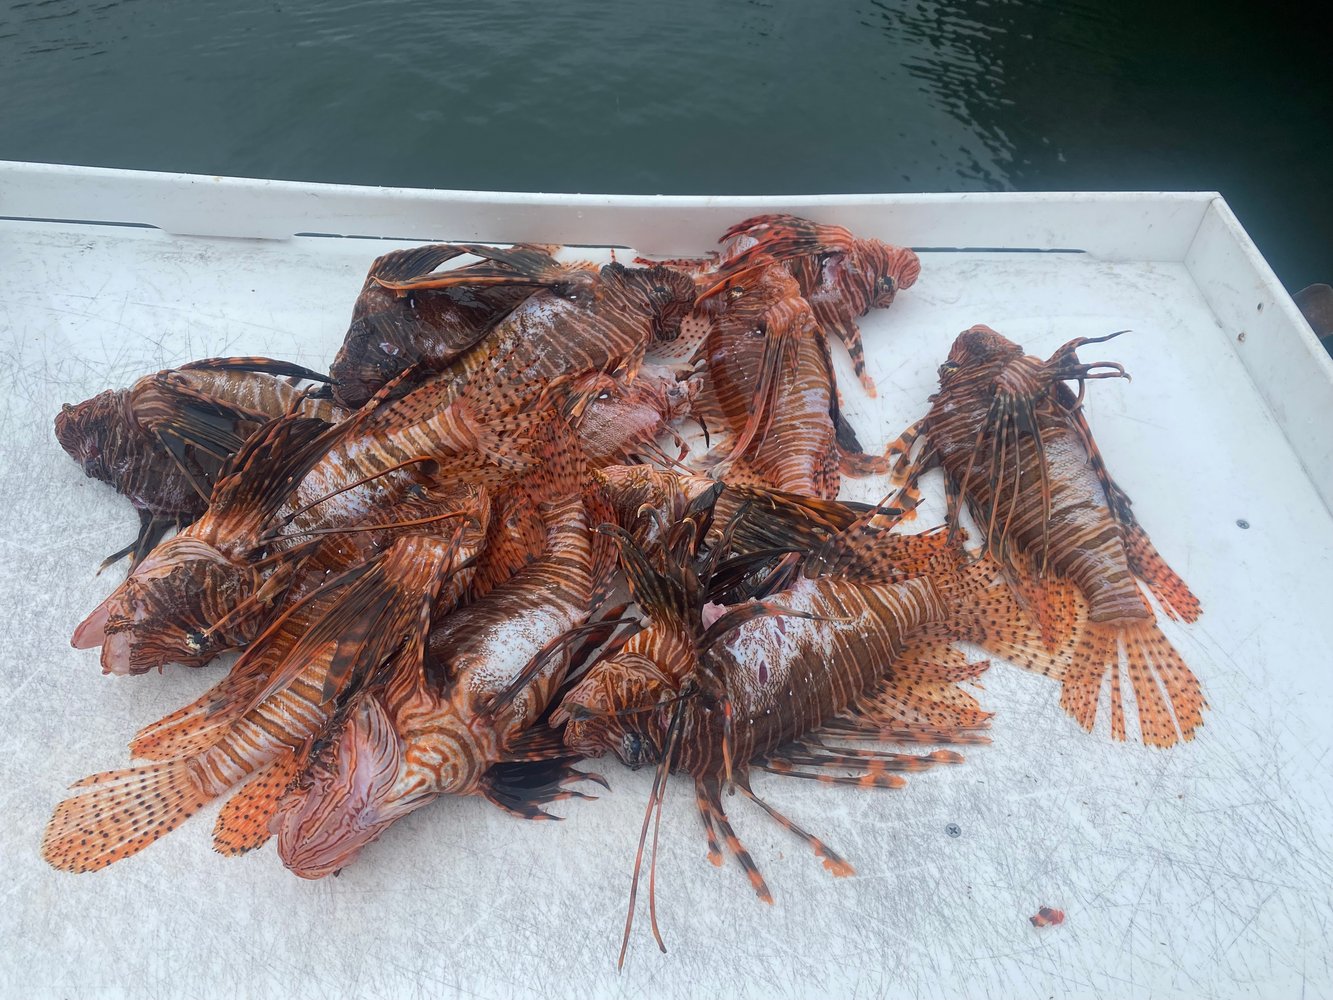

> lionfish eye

[
  {"left": 652, "top": 285, "right": 669, "bottom": 297},
  {"left": 938, "top": 360, "right": 961, "bottom": 379},
  {"left": 877, "top": 275, "right": 896, "bottom": 293},
  {"left": 621, "top": 731, "right": 645, "bottom": 768}
]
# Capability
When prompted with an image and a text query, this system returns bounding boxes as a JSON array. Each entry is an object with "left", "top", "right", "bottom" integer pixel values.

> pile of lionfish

[{"left": 44, "top": 215, "right": 1204, "bottom": 960}]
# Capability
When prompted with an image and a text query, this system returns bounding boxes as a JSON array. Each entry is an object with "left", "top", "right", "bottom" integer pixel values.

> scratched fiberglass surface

[{"left": 1, "top": 220, "right": 1330, "bottom": 999}]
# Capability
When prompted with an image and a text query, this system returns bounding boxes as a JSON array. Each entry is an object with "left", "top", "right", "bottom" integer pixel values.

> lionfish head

[
  {"left": 938, "top": 325, "right": 1025, "bottom": 385},
  {"left": 274, "top": 694, "right": 419, "bottom": 880},
  {"left": 54, "top": 390, "right": 131, "bottom": 486},
  {"left": 573, "top": 365, "right": 694, "bottom": 465},
  {"left": 637, "top": 266, "right": 700, "bottom": 343},
  {"left": 555, "top": 650, "right": 675, "bottom": 768},
  {"left": 846, "top": 240, "right": 922, "bottom": 311},
  {"left": 72, "top": 536, "right": 257, "bottom": 674}
]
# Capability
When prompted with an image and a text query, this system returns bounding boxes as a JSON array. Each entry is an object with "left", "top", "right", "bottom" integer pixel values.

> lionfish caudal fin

[
  {"left": 212, "top": 749, "right": 302, "bottom": 855},
  {"left": 43, "top": 759, "right": 215, "bottom": 873},
  {"left": 1061, "top": 617, "right": 1206, "bottom": 748},
  {"left": 977, "top": 550, "right": 1203, "bottom": 747},
  {"left": 371, "top": 243, "right": 577, "bottom": 293}
]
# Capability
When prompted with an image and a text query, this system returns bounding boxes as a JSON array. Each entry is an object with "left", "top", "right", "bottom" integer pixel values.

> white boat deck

[{"left": 2, "top": 163, "right": 1331, "bottom": 1000}]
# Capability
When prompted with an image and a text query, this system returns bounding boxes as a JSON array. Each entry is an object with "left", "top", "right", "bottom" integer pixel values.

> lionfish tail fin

[
  {"left": 1061, "top": 620, "right": 1206, "bottom": 748},
  {"left": 42, "top": 759, "right": 214, "bottom": 873}
]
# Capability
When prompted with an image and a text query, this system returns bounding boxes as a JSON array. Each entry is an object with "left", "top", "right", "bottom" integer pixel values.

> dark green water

[{"left": 2, "top": 0, "right": 1330, "bottom": 291}]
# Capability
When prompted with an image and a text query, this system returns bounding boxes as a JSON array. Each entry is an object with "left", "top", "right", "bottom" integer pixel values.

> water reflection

[{"left": 0, "top": 0, "right": 1328, "bottom": 290}]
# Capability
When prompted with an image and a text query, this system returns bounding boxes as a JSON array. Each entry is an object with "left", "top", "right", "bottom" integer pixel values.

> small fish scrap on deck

[
  {"left": 1030, "top": 906, "right": 1067, "bottom": 927},
  {"left": 45, "top": 213, "right": 1205, "bottom": 965}
]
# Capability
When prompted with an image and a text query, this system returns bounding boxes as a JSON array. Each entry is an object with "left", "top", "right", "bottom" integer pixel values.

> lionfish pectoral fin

[
  {"left": 723, "top": 310, "right": 799, "bottom": 463},
  {"left": 42, "top": 759, "right": 214, "bottom": 873},
  {"left": 97, "top": 509, "right": 180, "bottom": 575},
  {"left": 208, "top": 413, "right": 336, "bottom": 530},
  {"left": 154, "top": 428, "right": 214, "bottom": 501},
  {"left": 480, "top": 760, "right": 606, "bottom": 821},
  {"left": 826, "top": 315, "right": 877, "bottom": 398},
  {"left": 373, "top": 244, "right": 570, "bottom": 293},
  {"left": 213, "top": 750, "right": 300, "bottom": 856}
]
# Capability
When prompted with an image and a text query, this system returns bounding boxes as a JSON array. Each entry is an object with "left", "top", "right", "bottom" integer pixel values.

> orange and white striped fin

[
  {"left": 42, "top": 759, "right": 214, "bottom": 873},
  {"left": 1061, "top": 619, "right": 1206, "bottom": 748},
  {"left": 1123, "top": 523, "right": 1202, "bottom": 623},
  {"left": 693, "top": 777, "right": 773, "bottom": 904}
]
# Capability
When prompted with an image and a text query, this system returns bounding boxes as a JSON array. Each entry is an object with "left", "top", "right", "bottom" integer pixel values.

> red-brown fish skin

[
  {"left": 891, "top": 324, "right": 1205, "bottom": 746},
  {"left": 42, "top": 532, "right": 465, "bottom": 874},
  {"left": 274, "top": 492, "right": 596, "bottom": 878}
]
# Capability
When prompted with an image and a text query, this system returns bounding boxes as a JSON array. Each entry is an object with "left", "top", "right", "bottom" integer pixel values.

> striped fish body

[
  {"left": 693, "top": 265, "right": 840, "bottom": 495},
  {"left": 43, "top": 534, "right": 460, "bottom": 873},
  {"left": 673, "top": 575, "right": 948, "bottom": 776},
  {"left": 55, "top": 365, "right": 341, "bottom": 522},
  {"left": 405, "top": 264, "right": 697, "bottom": 404},
  {"left": 925, "top": 347, "right": 1146, "bottom": 625},
  {"left": 271, "top": 496, "right": 595, "bottom": 877}
]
